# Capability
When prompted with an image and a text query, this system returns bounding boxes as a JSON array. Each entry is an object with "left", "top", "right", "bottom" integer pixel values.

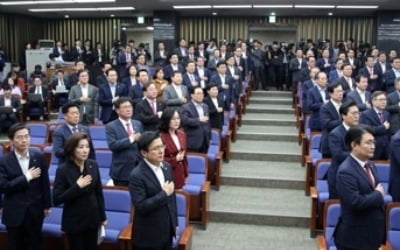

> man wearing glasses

[
  {"left": 0, "top": 123, "right": 51, "bottom": 250},
  {"left": 129, "top": 131, "right": 177, "bottom": 250}
]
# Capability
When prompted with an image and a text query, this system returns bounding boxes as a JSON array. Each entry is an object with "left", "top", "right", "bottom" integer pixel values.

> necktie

[
  {"left": 126, "top": 123, "right": 133, "bottom": 136},
  {"left": 364, "top": 163, "right": 375, "bottom": 187},
  {"left": 378, "top": 112, "right": 384, "bottom": 123},
  {"left": 72, "top": 126, "right": 78, "bottom": 133},
  {"left": 151, "top": 101, "right": 157, "bottom": 114}
]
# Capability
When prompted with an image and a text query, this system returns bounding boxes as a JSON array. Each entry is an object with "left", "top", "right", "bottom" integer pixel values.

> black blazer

[
  {"left": 0, "top": 149, "right": 51, "bottom": 227},
  {"left": 319, "top": 101, "right": 341, "bottom": 157},
  {"left": 129, "top": 160, "right": 177, "bottom": 248},
  {"left": 387, "top": 90, "right": 400, "bottom": 134},
  {"left": 204, "top": 96, "right": 224, "bottom": 130},
  {"left": 389, "top": 130, "right": 400, "bottom": 201},
  {"left": 133, "top": 98, "right": 165, "bottom": 132},
  {"left": 53, "top": 159, "right": 106, "bottom": 233}
]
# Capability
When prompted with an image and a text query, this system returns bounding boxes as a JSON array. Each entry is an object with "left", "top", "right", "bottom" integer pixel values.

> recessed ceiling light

[
  {"left": 173, "top": 5, "right": 212, "bottom": 9},
  {"left": 212, "top": 12, "right": 218, "bottom": 16},
  {"left": 271, "top": 12, "right": 276, "bottom": 16},
  {"left": 64, "top": 14, "right": 69, "bottom": 18},
  {"left": 294, "top": 5, "right": 335, "bottom": 9},
  {"left": 328, "top": 12, "right": 333, "bottom": 16},
  {"left": 0, "top": 0, "right": 114, "bottom": 5},
  {"left": 253, "top": 5, "right": 293, "bottom": 8},
  {"left": 146, "top": 26, "right": 154, "bottom": 31},
  {"left": 110, "top": 14, "right": 115, "bottom": 17},
  {"left": 29, "top": 6, "right": 134, "bottom": 12},
  {"left": 336, "top": 5, "right": 379, "bottom": 9},
  {"left": 213, "top": 5, "right": 252, "bottom": 9}
]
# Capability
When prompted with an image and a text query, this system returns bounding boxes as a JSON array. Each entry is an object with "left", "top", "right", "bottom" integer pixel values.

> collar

[
  {"left": 146, "top": 97, "right": 156, "bottom": 104},
  {"left": 14, "top": 150, "right": 29, "bottom": 160},
  {"left": 330, "top": 99, "right": 341, "bottom": 107},
  {"left": 342, "top": 122, "right": 350, "bottom": 131},
  {"left": 350, "top": 153, "right": 367, "bottom": 169},
  {"left": 356, "top": 88, "right": 365, "bottom": 95},
  {"left": 192, "top": 100, "right": 202, "bottom": 107},
  {"left": 373, "top": 107, "right": 382, "bottom": 114},
  {"left": 119, "top": 117, "right": 131, "bottom": 126},
  {"left": 66, "top": 123, "right": 78, "bottom": 131},
  {"left": 144, "top": 158, "right": 163, "bottom": 171}
]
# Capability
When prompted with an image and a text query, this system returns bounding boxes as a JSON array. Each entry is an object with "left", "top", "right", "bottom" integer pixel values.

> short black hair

[
  {"left": 8, "top": 123, "right": 29, "bottom": 140},
  {"left": 106, "top": 68, "right": 118, "bottom": 76},
  {"left": 142, "top": 82, "right": 155, "bottom": 92},
  {"left": 355, "top": 74, "right": 368, "bottom": 83},
  {"left": 372, "top": 91, "right": 385, "bottom": 100},
  {"left": 138, "top": 131, "right": 161, "bottom": 152},
  {"left": 77, "top": 69, "right": 89, "bottom": 77},
  {"left": 185, "top": 60, "right": 196, "bottom": 67},
  {"left": 216, "top": 60, "right": 226, "bottom": 68},
  {"left": 190, "top": 85, "right": 203, "bottom": 95},
  {"left": 114, "top": 97, "right": 133, "bottom": 109},
  {"left": 335, "top": 58, "right": 343, "bottom": 64},
  {"left": 62, "top": 102, "right": 80, "bottom": 114},
  {"left": 327, "top": 81, "right": 342, "bottom": 93},
  {"left": 345, "top": 125, "right": 374, "bottom": 150},
  {"left": 340, "top": 100, "right": 358, "bottom": 116},
  {"left": 159, "top": 107, "right": 180, "bottom": 132},
  {"left": 2, "top": 84, "right": 11, "bottom": 91},
  {"left": 341, "top": 63, "right": 352, "bottom": 70},
  {"left": 206, "top": 83, "right": 218, "bottom": 91},
  {"left": 171, "top": 70, "right": 182, "bottom": 78}
]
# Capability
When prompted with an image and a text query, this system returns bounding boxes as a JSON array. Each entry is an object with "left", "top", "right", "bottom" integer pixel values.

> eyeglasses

[
  {"left": 150, "top": 144, "right": 166, "bottom": 152},
  {"left": 14, "top": 134, "right": 30, "bottom": 141},
  {"left": 374, "top": 98, "right": 387, "bottom": 101}
]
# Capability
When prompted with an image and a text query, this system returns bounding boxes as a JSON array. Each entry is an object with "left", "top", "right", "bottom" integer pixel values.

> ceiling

[{"left": 0, "top": 0, "right": 397, "bottom": 19}]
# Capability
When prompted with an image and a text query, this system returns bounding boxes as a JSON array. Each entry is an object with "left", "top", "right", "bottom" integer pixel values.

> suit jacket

[
  {"left": 163, "top": 64, "right": 185, "bottom": 80},
  {"left": 70, "top": 46, "right": 83, "bottom": 61},
  {"left": 316, "top": 58, "right": 333, "bottom": 75},
  {"left": 0, "top": 96, "right": 21, "bottom": 113},
  {"left": 182, "top": 72, "right": 201, "bottom": 93},
  {"left": 337, "top": 76, "right": 356, "bottom": 96},
  {"left": 129, "top": 160, "right": 177, "bottom": 248},
  {"left": 173, "top": 47, "right": 188, "bottom": 61},
  {"left": 93, "top": 48, "right": 106, "bottom": 64},
  {"left": 345, "top": 89, "right": 371, "bottom": 112},
  {"left": 226, "top": 65, "right": 243, "bottom": 98},
  {"left": 0, "top": 149, "right": 51, "bottom": 227},
  {"left": 328, "top": 69, "right": 341, "bottom": 83},
  {"left": 319, "top": 101, "right": 341, "bottom": 157},
  {"left": 289, "top": 57, "right": 307, "bottom": 82},
  {"left": 358, "top": 67, "right": 381, "bottom": 92},
  {"left": 68, "top": 84, "right": 99, "bottom": 123},
  {"left": 195, "top": 67, "right": 212, "bottom": 89},
  {"left": 386, "top": 90, "right": 400, "bottom": 134},
  {"left": 360, "top": 109, "right": 390, "bottom": 159},
  {"left": 195, "top": 50, "right": 209, "bottom": 62},
  {"left": 96, "top": 73, "right": 108, "bottom": 87},
  {"left": 28, "top": 86, "right": 49, "bottom": 103},
  {"left": 209, "top": 73, "right": 234, "bottom": 109},
  {"left": 306, "top": 86, "right": 328, "bottom": 131},
  {"left": 67, "top": 72, "right": 78, "bottom": 89},
  {"left": 133, "top": 98, "right": 165, "bottom": 132},
  {"left": 204, "top": 95, "right": 224, "bottom": 130},
  {"left": 52, "top": 123, "right": 96, "bottom": 164},
  {"left": 99, "top": 82, "right": 128, "bottom": 123},
  {"left": 344, "top": 57, "right": 361, "bottom": 77},
  {"left": 327, "top": 124, "right": 349, "bottom": 199},
  {"left": 375, "top": 62, "right": 391, "bottom": 91},
  {"left": 334, "top": 156, "right": 385, "bottom": 249},
  {"left": 300, "top": 67, "right": 311, "bottom": 83},
  {"left": 385, "top": 69, "right": 398, "bottom": 93},
  {"left": 153, "top": 50, "right": 169, "bottom": 67},
  {"left": 105, "top": 118, "right": 143, "bottom": 181},
  {"left": 162, "top": 84, "right": 189, "bottom": 107},
  {"left": 53, "top": 159, "right": 106, "bottom": 233},
  {"left": 181, "top": 101, "right": 211, "bottom": 151},
  {"left": 389, "top": 130, "right": 400, "bottom": 201},
  {"left": 301, "top": 80, "right": 315, "bottom": 114}
]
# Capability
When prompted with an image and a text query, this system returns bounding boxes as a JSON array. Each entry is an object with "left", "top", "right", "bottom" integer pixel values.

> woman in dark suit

[
  {"left": 159, "top": 108, "right": 188, "bottom": 189},
  {"left": 53, "top": 132, "right": 107, "bottom": 250}
]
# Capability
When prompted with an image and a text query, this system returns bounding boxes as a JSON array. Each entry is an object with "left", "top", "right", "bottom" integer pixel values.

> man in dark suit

[
  {"left": 358, "top": 56, "right": 381, "bottom": 92},
  {"left": 328, "top": 58, "right": 343, "bottom": 83},
  {"left": 195, "top": 42, "right": 209, "bottom": 63},
  {"left": 134, "top": 83, "right": 165, "bottom": 132},
  {"left": 163, "top": 53, "right": 184, "bottom": 81},
  {"left": 338, "top": 63, "right": 356, "bottom": 96},
  {"left": 173, "top": 38, "right": 188, "bottom": 62},
  {"left": 204, "top": 83, "right": 224, "bottom": 130},
  {"left": 299, "top": 56, "right": 316, "bottom": 83},
  {"left": 0, "top": 123, "right": 51, "bottom": 250},
  {"left": 105, "top": 97, "right": 143, "bottom": 186},
  {"left": 96, "top": 62, "right": 112, "bottom": 87},
  {"left": 327, "top": 101, "right": 360, "bottom": 199},
  {"left": 375, "top": 52, "right": 391, "bottom": 92},
  {"left": 129, "top": 131, "right": 177, "bottom": 250},
  {"left": 52, "top": 102, "right": 96, "bottom": 164},
  {"left": 209, "top": 61, "right": 234, "bottom": 111},
  {"left": 70, "top": 39, "right": 83, "bottom": 62},
  {"left": 195, "top": 56, "right": 211, "bottom": 90},
  {"left": 389, "top": 128, "right": 400, "bottom": 202},
  {"left": 360, "top": 91, "right": 390, "bottom": 160},
  {"left": 319, "top": 82, "right": 343, "bottom": 158},
  {"left": 99, "top": 68, "right": 128, "bottom": 124},
  {"left": 181, "top": 86, "right": 211, "bottom": 153},
  {"left": 26, "top": 76, "right": 49, "bottom": 121},
  {"left": 182, "top": 60, "right": 201, "bottom": 93},
  {"left": 251, "top": 40, "right": 267, "bottom": 90},
  {"left": 233, "top": 47, "right": 246, "bottom": 80},
  {"left": 0, "top": 85, "right": 21, "bottom": 132},
  {"left": 154, "top": 42, "right": 168, "bottom": 67},
  {"left": 345, "top": 75, "right": 372, "bottom": 112},
  {"left": 301, "top": 67, "right": 319, "bottom": 115},
  {"left": 385, "top": 57, "right": 400, "bottom": 93},
  {"left": 334, "top": 125, "right": 385, "bottom": 250},
  {"left": 128, "top": 69, "right": 147, "bottom": 107},
  {"left": 306, "top": 72, "right": 329, "bottom": 132},
  {"left": 67, "top": 60, "right": 86, "bottom": 89},
  {"left": 386, "top": 77, "right": 400, "bottom": 134},
  {"left": 226, "top": 55, "right": 243, "bottom": 103},
  {"left": 289, "top": 48, "right": 307, "bottom": 87},
  {"left": 316, "top": 49, "right": 334, "bottom": 75},
  {"left": 117, "top": 45, "right": 135, "bottom": 79}
]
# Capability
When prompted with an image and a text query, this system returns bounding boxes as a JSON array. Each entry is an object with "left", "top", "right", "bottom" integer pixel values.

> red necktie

[
  {"left": 151, "top": 101, "right": 157, "bottom": 114},
  {"left": 364, "top": 163, "right": 375, "bottom": 187},
  {"left": 126, "top": 123, "right": 133, "bottom": 136}
]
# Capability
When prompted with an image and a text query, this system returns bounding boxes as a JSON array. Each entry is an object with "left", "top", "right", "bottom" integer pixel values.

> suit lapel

[
  {"left": 351, "top": 157, "right": 374, "bottom": 188},
  {"left": 142, "top": 161, "right": 162, "bottom": 188},
  {"left": 9, "top": 151, "right": 24, "bottom": 176}
]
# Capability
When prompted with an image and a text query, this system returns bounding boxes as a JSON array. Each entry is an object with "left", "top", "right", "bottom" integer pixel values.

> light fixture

[
  {"left": 336, "top": 5, "right": 379, "bottom": 9},
  {"left": 328, "top": 12, "right": 333, "bottom": 16},
  {"left": 212, "top": 12, "right": 217, "bottom": 16},
  {"left": 110, "top": 14, "right": 115, "bottom": 17},
  {"left": 0, "top": 0, "right": 114, "bottom": 5},
  {"left": 29, "top": 6, "right": 134, "bottom": 12},
  {"left": 253, "top": 5, "right": 293, "bottom": 8},
  {"left": 64, "top": 14, "right": 69, "bottom": 18},
  {"left": 173, "top": 5, "right": 212, "bottom": 9},
  {"left": 269, "top": 15, "right": 276, "bottom": 23},
  {"left": 294, "top": 5, "right": 335, "bottom": 8},
  {"left": 146, "top": 26, "right": 154, "bottom": 31},
  {"left": 137, "top": 16, "right": 144, "bottom": 24},
  {"left": 271, "top": 12, "right": 276, "bottom": 16},
  {"left": 213, "top": 5, "right": 252, "bottom": 9}
]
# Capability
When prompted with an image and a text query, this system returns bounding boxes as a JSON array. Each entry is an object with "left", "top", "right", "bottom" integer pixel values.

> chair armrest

[
  {"left": 381, "top": 242, "right": 392, "bottom": 250},
  {"left": 310, "top": 186, "right": 317, "bottom": 199},
  {"left": 316, "top": 235, "right": 327, "bottom": 250},
  {"left": 201, "top": 181, "right": 211, "bottom": 229},
  {"left": 118, "top": 223, "right": 133, "bottom": 241},
  {"left": 179, "top": 226, "right": 194, "bottom": 249}
]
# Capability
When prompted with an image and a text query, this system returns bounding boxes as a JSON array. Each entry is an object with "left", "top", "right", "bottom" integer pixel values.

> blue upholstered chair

[
  {"left": 374, "top": 161, "right": 393, "bottom": 204},
  {"left": 173, "top": 190, "right": 194, "bottom": 249},
  {"left": 89, "top": 125, "right": 109, "bottom": 150},
  {"left": 207, "top": 129, "right": 223, "bottom": 189},
  {"left": 27, "top": 122, "right": 49, "bottom": 148},
  {"left": 316, "top": 200, "right": 340, "bottom": 250},
  {"left": 95, "top": 150, "right": 112, "bottom": 185},
  {"left": 387, "top": 203, "right": 400, "bottom": 250}
]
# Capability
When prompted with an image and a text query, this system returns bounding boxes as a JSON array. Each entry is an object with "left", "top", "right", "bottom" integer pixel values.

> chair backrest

[
  {"left": 187, "top": 154, "right": 207, "bottom": 175},
  {"left": 316, "top": 161, "right": 331, "bottom": 181},
  {"left": 95, "top": 150, "right": 112, "bottom": 169},
  {"left": 210, "top": 129, "right": 221, "bottom": 148},
  {"left": 175, "top": 191, "right": 189, "bottom": 237},
  {"left": 89, "top": 126, "right": 109, "bottom": 149},
  {"left": 103, "top": 188, "right": 132, "bottom": 231},
  {"left": 324, "top": 202, "right": 341, "bottom": 248},
  {"left": 309, "top": 133, "right": 321, "bottom": 151},
  {"left": 304, "top": 115, "right": 311, "bottom": 135},
  {"left": 375, "top": 162, "right": 390, "bottom": 186},
  {"left": 388, "top": 204, "right": 400, "bottom": 250},
  {"left": 27, "top": 123, "right": 48, "bottom": 144}
]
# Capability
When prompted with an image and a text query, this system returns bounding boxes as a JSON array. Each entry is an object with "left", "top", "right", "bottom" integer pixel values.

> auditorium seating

[
  {"left": 305, "top": 133, "right": 323, "bottom": 194},
  {"left": 183, "top": 153, "right": 210, "bottom": 229},
  {"left": 48, "top": 152, "right": 59, "bottom": 183},
  {"left": 27, "top": 122, "right": 49, "bottom": 149},
  {"left": 207, "top": 129, "right": 223, "bottom": 189},
  {"left": 316, "top": 200, "right": 340, "bottom": 250},
  {"left": 375, "top": 161, "right": 393, "bottom": 204},
  {"left": 95, "top": 150, "right": 112, "bottom": 185},
  {"left": 89, "top": 125, "right": 109, "bottom": 150},
  {"left": 300, "top": 115, "right": 311, "bottom": 165},
  {"left": 385, "top": 203, "right": 400, "bottom": 250}
]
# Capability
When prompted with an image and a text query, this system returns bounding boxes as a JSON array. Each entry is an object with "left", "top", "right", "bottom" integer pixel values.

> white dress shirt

[
  {"left": 144, "top": 159, "right": 165, "bottom": 186},
  {"left": 14, "top": 150, "right": 32, "bottom": 181}
]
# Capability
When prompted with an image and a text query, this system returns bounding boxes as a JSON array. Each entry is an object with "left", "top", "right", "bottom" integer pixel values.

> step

[
  {"left": 236, "top": 125, "right": 298, "bottom": 142},
  {"left": 230, "top": 140, "right": 301, "bottom": 162},
  {"left": 192, "top": 222, "right": 316, "bottom": 250},
  {"left": 209, "top": 186, "right": 310, "bottom": 227},
  {"left": 241, "top": 113, "right": 296, "bottom": 127},
  {"left": 221, "top": 160, "right": 304, "bottom": 189},
  {"left": 246, "top": 104, "right": 294, "bottom": 114},
  {"left": 251, "top": 91, "right": 292, "bottom": 98},
  {"left": 250, "top": 97, "right": 292, "bottom": 105}
]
